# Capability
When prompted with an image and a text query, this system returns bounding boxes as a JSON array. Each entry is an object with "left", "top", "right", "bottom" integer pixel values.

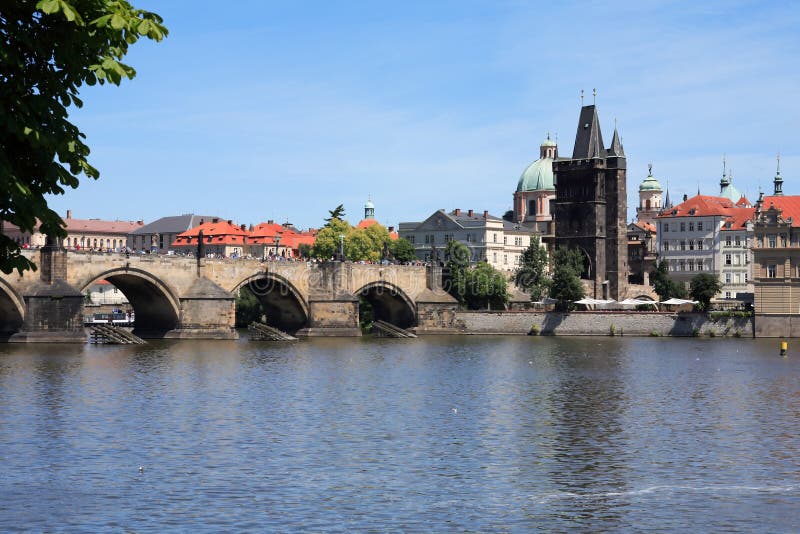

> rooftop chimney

[
  {"left": 66, "top": 209, "right": 72, "bottom": 219},
  {"left": 483, "top": 210, "right": 489, "bottom": 219},
  {"left": 388, "top": 226, "right": 395, "bottom": 232},
  {"left": 212, "top": 218, "right": 218, "bottom": 223},
  {"left": 268, "top": 219, "right": 274, "bottom": 225},
  {"left": 227, "top": 219, "right": 232, "bottom": 225},
  {"left": 454, "top": 208, "right": 461, "bottom": 216},
  {"left": 240, "top": 224, "right": 246, "bottom": 231},
  {"left": 468, "top": 209, "right": 474, "bottom": 217}
]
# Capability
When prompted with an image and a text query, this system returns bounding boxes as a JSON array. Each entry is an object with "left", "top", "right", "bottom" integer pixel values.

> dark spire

[
  {"left": 608, "top": 121, "right": 624, "bottom": 157},
  {"left": 572, "top": 105, "right": 605, "bottom": 159},
  {"left": 774, "top": 153, "right": 784, "bottom": 196},
  {"left": 664, "top": 181, "right": 673, "bottom": 209}
]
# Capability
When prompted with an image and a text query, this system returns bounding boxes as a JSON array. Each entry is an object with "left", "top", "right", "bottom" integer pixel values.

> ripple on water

[{"left": 0, "top": 336, "right": 799, "bottom": 531}]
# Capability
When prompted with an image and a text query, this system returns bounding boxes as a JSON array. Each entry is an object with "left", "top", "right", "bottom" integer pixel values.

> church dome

[
  {"left": 516, "top": 157, "right": 554, "bottom": 192},
  {"left": 541, "top": 136, "right": 557, "bottom": 148},
  {"left": 639, "top": 171, "right": 662, "bottom": 192},
  {"left": 364, "top": 199, "right": 374, "bottom": 209}
]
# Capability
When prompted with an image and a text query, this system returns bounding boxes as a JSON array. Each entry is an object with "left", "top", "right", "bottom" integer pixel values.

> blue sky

[{"left": 54, "top": 0, "right": 800, "bottom": 229}]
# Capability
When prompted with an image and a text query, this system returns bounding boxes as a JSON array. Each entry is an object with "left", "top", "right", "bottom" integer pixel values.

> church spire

[
  {"left": 774, "top": 153, "right": 784, "bottom": 196},
  {"left": 608, "top": 121, "right": 624, "bottom": 157},
  {"left": 572, "top": 104, "right": 605, "bottom": 159}
]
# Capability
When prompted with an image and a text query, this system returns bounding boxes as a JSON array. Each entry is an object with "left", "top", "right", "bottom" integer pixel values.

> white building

[
  {"left": 398, "top": 209, "right": 541, "bottom": 271},
  {"left": 656, "top": 194, "right": 754, "bottom": 299}
]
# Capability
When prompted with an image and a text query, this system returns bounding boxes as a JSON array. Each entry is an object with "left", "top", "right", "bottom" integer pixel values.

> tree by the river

[{"left": 1, "top": 0, "right": 168, "bottom": 274}]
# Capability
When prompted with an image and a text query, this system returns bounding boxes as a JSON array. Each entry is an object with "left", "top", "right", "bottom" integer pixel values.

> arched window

[
  {"left": 528, "top": 199, "right": 536, "bottom": 216},
  {"left": 646, "top": 199, "right": 651, "bottom": 210}
]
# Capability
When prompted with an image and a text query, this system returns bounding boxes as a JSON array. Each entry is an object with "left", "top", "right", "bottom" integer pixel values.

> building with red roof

[
  {"left": 752, "top": 190, "right": 800, "bottom": 334},
  {"left": 657, "top": 194, "right": 755, "bottom": 300},
  {"left": 356, "top": 199, "right": 398, "bottom": 239},
  {"left": 171, "top": 218, "right": 249, "bottom": 258},
  {"left": 2, "top": 210, "right": 144, "bottom": 251}
]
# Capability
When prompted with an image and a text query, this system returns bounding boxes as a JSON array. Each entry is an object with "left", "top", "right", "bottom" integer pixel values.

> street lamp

[{"left": 339, "top": 234, "right": 345, "bottom": 261}]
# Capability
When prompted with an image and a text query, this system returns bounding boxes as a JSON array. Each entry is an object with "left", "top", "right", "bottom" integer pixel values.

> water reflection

[{"left": 0, "top": 336, "right": 799, "bottom": 531}]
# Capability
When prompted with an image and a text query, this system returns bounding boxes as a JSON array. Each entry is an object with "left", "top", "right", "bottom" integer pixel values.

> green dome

[
  {"left": 719, "top": 181, "right": 742, "bottom": 202},
  {"left": 639, "top": 172, "right": 662, "bottom": 192},
  {"left": 516, "top": 157, "right": 555, "bottom": 192},
  {"left": 364, "top": 199, "right": 374, "bottom": 209}
]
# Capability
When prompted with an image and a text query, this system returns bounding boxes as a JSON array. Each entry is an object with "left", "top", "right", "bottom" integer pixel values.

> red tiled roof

[
  {"left": 657, "top": 195, "right": 734, "bottom": 218},
  {"left": 736, "top": 196, "right": 752, "bottom": 207},
  {"left": 632, "top": 221, "right": 656, "bottom": 233},
  {"left": 720, "top": 207, "right": 756, "bottom": 231},
  {"left": 357, "top": 218, "right": 379, "bottom": 229},
  {"left": 172, "top": 220, "right": 248, "bottom": 247},
  {"left": 761, "top": 196, "right": 800, "bottom": 227},
  {"left": 65, "top": 218, "right": 144, "bottom": 234}
]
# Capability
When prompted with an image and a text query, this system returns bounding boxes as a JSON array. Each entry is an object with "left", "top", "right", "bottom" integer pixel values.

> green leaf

[
  {"left": 36, "top": 0, "right": 60, "bottom": 15},
  {"left": 110, "top": 13, "right": 125, "bottom": 29}
]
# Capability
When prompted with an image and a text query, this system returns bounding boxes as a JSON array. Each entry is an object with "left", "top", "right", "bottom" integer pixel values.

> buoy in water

[{"left": 780, "top": 341, "right": 788, "bottom": 356}]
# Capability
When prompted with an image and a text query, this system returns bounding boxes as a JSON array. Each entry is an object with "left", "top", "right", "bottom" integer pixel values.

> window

[
  {"left": 698, "top": 261, "right": 704, "bottom": 271},
  {"left": 769, "top": 235, "right": 776, "bottom": 248},
  {"left": 697, "top": 240, "right": 704, "bottom": 250},
  {"left": 768, "top": 265, "right": 777, "bottom": 278},
  {"left": 680, "top": 222, "right": 686, "bottom": 232},
  {"left": 726, "top": 235, "right": 732, "bottom": 246},
  {"left": 688, "top": 260, "right": 694, "bottom": 271},
  {"left": 725, "top": 273, "right": 731, "bottom": 284},
  {"left": 782, "top": 235, "right": 788, "bottom": 247},
  {"left": 424, "top": 235, "right": 429, "bottom": 244},
  {"left": 663, "top": 223, "right": 669, "bottom": 232},
  {"left": 698, "top": 221, "right": 703, "bottom": 231},
  {"left": 407, "top": 235, "right": 415, "bottom": 244},
  {"left": 466, "top": 233, "right": 474, "bottom": 243},
  {"left": 725, "top": 292, "right": 731, "bottom": 299},
  {"left": 444, "top": 234, "right": 453, "bottom": 243},
  {"left": 663, "top": 241, "right": 670, "bottom": 251},
  {"left": 689, "top": 222, "right": 695, "bottom": 232},
  {"left": 503, "top": 236, "right": 507, "bottom": 245},
  {"left": 493, "top": 234, "right": 497, "bottom": 243},
  {"left": 725, "top": 254, "right": 732, "bottom": 265},
  {"left": 680, "top": 240, "right": 686, "bottom": 251},
  {"left": 493, "top": 252, "right": 497, "bottom": 262},
  {"left": 503, "top": 254, "right": 508, "bottom": 265},
  {"left": 679, "top": 260, "right": 685, "bottom": 271},
  {"left": 735, "top": 235, "right": 741, "bottom": 247},
  {"left": 689, "top": 240, "right": 695, "bottom": 250}
]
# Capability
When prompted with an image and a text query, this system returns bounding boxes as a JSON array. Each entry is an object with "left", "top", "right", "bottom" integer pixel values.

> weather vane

[
  {"left": 592, "top": 88, "right": 597, "bottom": 105},
  {"left": 580, "top": 89, "right": 584, "bottom": 105},
  {"left": 648, "top": 162, "right": 653, "bottom": 175}
]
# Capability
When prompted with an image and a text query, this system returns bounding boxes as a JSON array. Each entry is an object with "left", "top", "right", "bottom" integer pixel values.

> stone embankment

[{"left": 454, "top": 311, "right": 754, "bottom": 337}]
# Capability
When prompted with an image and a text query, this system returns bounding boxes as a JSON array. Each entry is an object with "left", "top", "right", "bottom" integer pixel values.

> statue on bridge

[{"left": 197, "top": 230, "right": 205, "bottom": 258}]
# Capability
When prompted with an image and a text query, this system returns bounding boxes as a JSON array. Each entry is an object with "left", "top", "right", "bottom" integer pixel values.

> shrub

[
  {"left": 650, "top": 330, "right": 660, "bottom": 337},
  {"left": 609, "top": 324, "right": 616, "bottom": 336},
  {"left": 529, "top": 324, "right": 540, "bottom": 336},
  {"left": 692, "top": 327, "right": 700, "bottom": 337}
]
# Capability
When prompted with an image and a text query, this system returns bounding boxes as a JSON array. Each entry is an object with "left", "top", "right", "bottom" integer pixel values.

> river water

[{"left": 1, "top": 335, "right": 799, "bottom": 532}]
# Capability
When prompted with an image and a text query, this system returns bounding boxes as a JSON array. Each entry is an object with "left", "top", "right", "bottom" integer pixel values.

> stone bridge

[{"left": 0, "top": 247, "right": 458, "bottom": 342}]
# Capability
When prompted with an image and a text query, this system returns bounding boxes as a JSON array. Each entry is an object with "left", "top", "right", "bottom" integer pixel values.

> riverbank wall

[{"left": 453, "top": 311, "right": 754, "bottom": 337}]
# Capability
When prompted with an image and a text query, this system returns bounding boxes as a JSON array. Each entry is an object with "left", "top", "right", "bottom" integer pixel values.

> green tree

[
  {"left": 514, "top": 236, "right": 551, "bottom": 300},
  {"left": 345, "top": 227, "right": 379, "bottom": 261},
  {"left": 389, "top": 237, "right": 416, "bottom": 262},
  {"left": 323, "top": 204, "right": 346, "bottom": 225},
  {"left": 363, "top": 223, "right": 390, "bottom": 259},
  {"left": 235, "top": 285, "right": 263, "bottom": 328},
  {"left": 444, "top": 240, "right": 470, "bottom": 303},
  {"left": 690, "top": 273, "right": 723, "bottom": 310},
  {"left": 1, "top": 0, "right": 167, "bottom": 274},
  {"left": 311, "top": 218, "right": 351, "bottom": 259},
  {"left": 549, "top": 247, "right": 585, "bottom": 310},
  {"left": 464, "top": 262, "right": 508, "bottom": 310},
  {"left": 297, "top": 243, "right": 312, "bottom": 258},
  {"left": 651, "top": 261, "right": 688, "bottom": 301}
]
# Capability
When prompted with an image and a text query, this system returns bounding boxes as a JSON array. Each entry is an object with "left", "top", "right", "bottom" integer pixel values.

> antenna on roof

[
  {"left": 697, "top": 180, "right": 700, "bottom": 196},
  {"left": 777, "top": 152, "right": 781, "bottom": 173},
  {"left": 722, "top": 154, "right": 727, "bottom": 178},
  {"left": 592, "top": 88, "right": 597, "bottom": 105},
  {"left": 580, "top": 89, "right": 584, "bottom": 106},
  {"left": 648, "top": 162, "right": 652, "bottom": 175}
]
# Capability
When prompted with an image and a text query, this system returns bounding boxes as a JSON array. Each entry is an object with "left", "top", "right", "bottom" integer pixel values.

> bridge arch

[
  {"left": 0, "top": 278, "right": 25, "bottom": 337},
  {"left": 354, "top": 281, "right": 416, "bottom": 329},
  {"left": 234, "top": 273, "right": 308, "bottom": 333},
  {"left": 79, "top": 268, "right": 181, "bottom": 337}
]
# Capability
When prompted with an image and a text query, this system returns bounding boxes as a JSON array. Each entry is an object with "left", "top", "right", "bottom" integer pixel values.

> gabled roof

[
  {"left": 572, "top": 105, "right": 605, "bottom": 159},
  {"left": 630, "top": 220, "right": 656, "bottom": 233},
  {"left": 760, "top": 196, "right": 800, "bottom": 227},
  {"left": 131, "top": 214, "right": 219, "bottom": 235}
]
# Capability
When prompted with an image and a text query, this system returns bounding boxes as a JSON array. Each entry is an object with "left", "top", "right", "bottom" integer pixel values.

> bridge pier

[
  {"left": 296, "top": 296, "right": 361, "bottom": 337},
  {"left": 9, "top": 243, "right": 86, "bottom": 343},
  {"left": 163, "top": 276, "right": 238, "bottom": 340}
]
